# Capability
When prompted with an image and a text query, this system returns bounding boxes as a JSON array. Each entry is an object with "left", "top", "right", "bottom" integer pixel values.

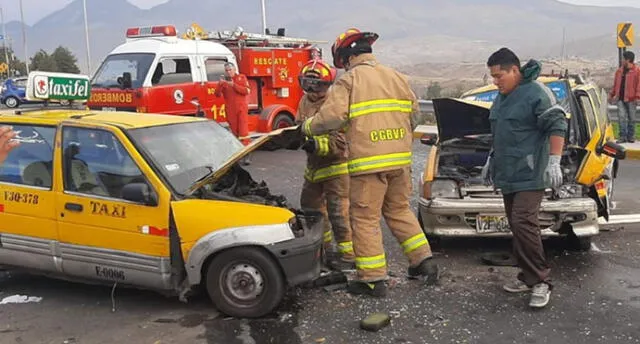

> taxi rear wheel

[{"left": 206, "top": 247, "right": 285, "bottom": 318}]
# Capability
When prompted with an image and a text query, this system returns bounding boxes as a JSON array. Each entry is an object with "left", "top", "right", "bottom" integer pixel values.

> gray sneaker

[
  {"left": 503, "top": 279, "right": 532, "bottom": 293},
  {"left": 529, "top": 283, "right": 551, "bottom": 308}
]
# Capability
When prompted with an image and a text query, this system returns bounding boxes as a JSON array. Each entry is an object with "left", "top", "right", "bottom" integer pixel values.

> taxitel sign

[{"left": 26, "top": 71, "right": 91, "bottom": 102}]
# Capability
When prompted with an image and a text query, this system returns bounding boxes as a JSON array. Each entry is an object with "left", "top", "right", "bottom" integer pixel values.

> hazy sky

[{"left": 0, "top": 0, "right": 639, "bottom": 25}]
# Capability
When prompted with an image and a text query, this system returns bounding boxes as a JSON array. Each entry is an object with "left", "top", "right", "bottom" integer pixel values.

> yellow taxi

[
  {"left": 418, "top": 73, "right": 626, "bottom": 250},
  {"left": 0, "top": 72, "right": 324, "bottom": 318}
]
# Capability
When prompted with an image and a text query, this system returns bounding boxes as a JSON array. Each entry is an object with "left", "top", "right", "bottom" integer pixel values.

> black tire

[
  {"left": 205, "top": 247, "right": 285, "bottom": 318},
  {"left": 4, "top": 96, "right": 20, "bottom": 108},
  {"left": 260, "top": 112, "right": 296, "bottom": 151},
  {"left": 272, "top": 113, "right": 295, "bottom": 130},
  {"left": 565, "top": 232, "right": 592, "bottom": 252}
]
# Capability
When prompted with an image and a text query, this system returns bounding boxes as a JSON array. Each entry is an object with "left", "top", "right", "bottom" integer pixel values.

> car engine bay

[{"left": 437, "top": 136, "right": 584, "bottom": 198}]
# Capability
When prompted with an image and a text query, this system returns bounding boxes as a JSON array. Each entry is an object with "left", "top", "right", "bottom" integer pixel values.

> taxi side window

[
  {"left": 62, "top": 127, "right": 149, "bottom": 200},
  {"left": 152, "top": 57, "right": 193, "bottom": 86},
  {"left": 0, "top": 124, "right": 56, "bottom": 188},
  {"left": 588, "top": 88, "right": 609, "bottom": 130},
  {"left": 204, "top": 58, "right": 227, "bottom": 81},
  {"left": 577, "top": 93, "right": 597, "bottom": 138}
]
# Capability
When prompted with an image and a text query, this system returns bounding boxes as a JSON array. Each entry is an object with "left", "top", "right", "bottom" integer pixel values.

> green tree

[
  {"left": 29, "top": 49, "right": 58, "bottom": 72},
  {"left": 425, "top": 81, "right": 442, "bottom": 99},
  {"left": 51, "top": 46, "right": 80, "bottom": 73},
  {"left": 0, "top": 46, "right": 27, "bottom": 78}
]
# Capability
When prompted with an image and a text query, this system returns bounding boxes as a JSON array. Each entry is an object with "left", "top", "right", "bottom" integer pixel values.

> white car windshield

[
  {"left": 91, "top": 53, "right": 155, "bottom": 89},
  {"left": 127, "top": 121, "right": 244, "bottom": 194}
]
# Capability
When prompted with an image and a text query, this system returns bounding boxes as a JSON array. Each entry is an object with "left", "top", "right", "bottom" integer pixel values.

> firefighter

[
  {"left": 300, "top": 28, "right": 439, "bottom": 297},
  {"left": 215, "top": 62, "right": 251, "bottom": 164},
  {"left": 296, "top": 58, "right": 355, "bottom": 271}
]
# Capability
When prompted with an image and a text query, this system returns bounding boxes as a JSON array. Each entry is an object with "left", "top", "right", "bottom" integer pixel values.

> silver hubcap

[
  {"left": 6, "top": 98, "right": 17, "bottom": 107},
  {"left": 225, "top": 263, "right": 264, "bottom": 301}
]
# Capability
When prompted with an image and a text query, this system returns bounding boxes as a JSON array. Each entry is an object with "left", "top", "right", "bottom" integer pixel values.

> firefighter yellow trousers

[
  {"left": 300, "top": 174, "right": 354, "bottom": 261},
  {"left": 350, "top": 167, "right": 432, "bottom": 282}
]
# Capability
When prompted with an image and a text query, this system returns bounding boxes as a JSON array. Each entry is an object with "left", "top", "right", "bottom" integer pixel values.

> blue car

[
  {"left": 0, "top": 77, "right": 69, "bottom": 108},
  {"left": 1, "top": 77, "right": 29, "bottom": 108}
]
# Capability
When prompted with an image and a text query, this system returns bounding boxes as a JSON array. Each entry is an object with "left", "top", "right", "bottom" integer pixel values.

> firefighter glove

[
  {"left": 301, "top": 137, "right": 317, "bottom": 154},
  {"left": 544, "top": 154, "right": 563, "bottom": 189}
]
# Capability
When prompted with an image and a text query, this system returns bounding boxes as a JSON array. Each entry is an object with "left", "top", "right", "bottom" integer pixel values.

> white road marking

[{"left": 599, "top": 214, "right": 640, "bottom": 226}]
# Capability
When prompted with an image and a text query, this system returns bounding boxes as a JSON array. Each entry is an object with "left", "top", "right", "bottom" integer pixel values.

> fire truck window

[
  {"left": 204, "top": 59, "right": 227, "bottom": 81},
  {"left": 155, "top": 58, "right": 193, "bottom": 85},
  {"left": 61, "top": 126, "right": 151, "bottom": 201}
]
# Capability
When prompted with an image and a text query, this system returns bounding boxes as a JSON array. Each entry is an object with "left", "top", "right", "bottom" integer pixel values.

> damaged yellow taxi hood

[
  {"left": 170, "top": 199, "right": 295, "bottom": 243},
  {"left": 185, "top": 125, "right": 300, "bottom": 195}
]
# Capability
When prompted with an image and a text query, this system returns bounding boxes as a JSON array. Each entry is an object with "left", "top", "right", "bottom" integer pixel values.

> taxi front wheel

[{"left": 206, "top": 247, "right": 285, "bottom": 318}]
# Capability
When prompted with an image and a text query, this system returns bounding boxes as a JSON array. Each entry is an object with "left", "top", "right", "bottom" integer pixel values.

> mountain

[{"left": 3, "top": 0, "right": 640, "bottom": 76}]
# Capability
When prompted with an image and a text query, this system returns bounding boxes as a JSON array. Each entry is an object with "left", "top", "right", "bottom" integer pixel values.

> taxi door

[
  {"left": 144, "top": 55, "right": 201, "bottom": 116},
  {"left": 572, "top": 87, "right": 616, "bottom": 218},
  {"left": 53, "top": 122, "right": 174, "bottom": 289},
  {"left": 0, "top": 123, "right": 59, "bottom": 273}
]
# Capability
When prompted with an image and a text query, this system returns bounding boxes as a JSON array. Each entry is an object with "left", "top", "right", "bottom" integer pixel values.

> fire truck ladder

[{"left": 205, "top": 27, "right": 327, "bottom": 48}]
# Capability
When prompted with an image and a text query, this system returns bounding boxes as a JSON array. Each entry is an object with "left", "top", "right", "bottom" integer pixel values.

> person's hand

[
  {"left": 481, "top": 156, "right": 492, "bottom": 185},
  {"left": 544, "top": 155, "right": 563, "bottom": 189},
  {"left": 0, "top": 126, "right": 19, "bottom": 165}
]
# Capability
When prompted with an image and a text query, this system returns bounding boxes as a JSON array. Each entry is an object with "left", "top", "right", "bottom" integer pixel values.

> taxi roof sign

[{"left": 25, "top": 71, "right": 91, "bottom": 102}]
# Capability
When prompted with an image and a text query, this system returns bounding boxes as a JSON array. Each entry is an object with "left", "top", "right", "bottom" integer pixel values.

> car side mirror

[
  {"left": 420, "top": 133, "right": 438, "bottom": 146},
  {"left": 122, "top": 183, "right": 158, "bottom": 206},
  {"left": 597, "top": 140, "right": 626, "bottom": 160}
]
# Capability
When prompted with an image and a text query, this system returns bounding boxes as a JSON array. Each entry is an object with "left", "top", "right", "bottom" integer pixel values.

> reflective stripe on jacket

[
  {"left": 295, "top": 94, "right": 348, "bottom": 182},
  {"left": 302, "top": 53, "right": 419, "bottom": 176}
]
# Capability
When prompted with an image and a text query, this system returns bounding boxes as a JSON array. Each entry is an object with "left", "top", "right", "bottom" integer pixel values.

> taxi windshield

[
  {"left": 91, "top": 53, "right": 155, "bottom": 89},
  {"left": 128, "top": 121, "right": 244, "bottom": 194}
]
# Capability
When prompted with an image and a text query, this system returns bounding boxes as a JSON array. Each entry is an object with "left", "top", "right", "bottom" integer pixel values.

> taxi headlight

[
  {"left": 557, "top": 183, "right": 585, "bottom": 199},
  {"left": 289, "top": 215, "right": 304, "bottom": 238},
  {"left": 430, "top": 179, "right": 461, "bottom": 199}
]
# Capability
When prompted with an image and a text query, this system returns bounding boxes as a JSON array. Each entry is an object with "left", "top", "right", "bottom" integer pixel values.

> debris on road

[
  {"left": 360, "top": 313, "right": 391, "bottom": 332},
  {"left": 0, "top": 294, "right": 43, "bottom": 305}
]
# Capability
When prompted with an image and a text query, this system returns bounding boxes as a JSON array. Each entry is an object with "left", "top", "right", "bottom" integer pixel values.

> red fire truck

[{"left": 87, "top": 24, "right": 324, "bottom": 137}]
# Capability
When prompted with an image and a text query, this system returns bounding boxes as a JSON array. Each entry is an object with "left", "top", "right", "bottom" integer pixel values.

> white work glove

[
  {"left": 481, "top": 156, "right": 492, "bottom": 185},
  {"left": 544, "top": 155, "right": 563, "bottom": 189}
]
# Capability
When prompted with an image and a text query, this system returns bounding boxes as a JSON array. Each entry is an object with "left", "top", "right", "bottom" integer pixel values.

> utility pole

[
  {"left": 0, "top": 6, "right": 10, "bottom": 78},
  {"left": 82, "top": 0, "right": 91, "bottom": 74},
  {"left": 561, "top": 26, "right": 566, "bottom": 67},
  {"left": 19, "top": 0, "right": 28, "bottom": 74},
  {"left": 260, "top": 0, "right": 267, "bottom": 34}
]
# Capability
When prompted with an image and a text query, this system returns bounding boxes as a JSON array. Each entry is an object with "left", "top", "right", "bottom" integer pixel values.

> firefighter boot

[
  {"left": 407, "top": 257, "right": 439, "bottom": 286},
  {"left": 346, "top": 280, "right": 387, "bottom": 297}
]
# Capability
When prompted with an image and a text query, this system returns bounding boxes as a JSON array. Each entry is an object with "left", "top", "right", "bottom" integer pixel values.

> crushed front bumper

[
  {"left": 419, "top": 196, "right": 599, "bottom": 238},
  {"left": 266, "top": 210, "right": 324, "bottom": 286}
]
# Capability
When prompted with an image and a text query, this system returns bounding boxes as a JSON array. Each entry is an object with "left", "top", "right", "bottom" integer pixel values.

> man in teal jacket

[{"left": 482, "top": 48, "right": 568, "bottom": 309}]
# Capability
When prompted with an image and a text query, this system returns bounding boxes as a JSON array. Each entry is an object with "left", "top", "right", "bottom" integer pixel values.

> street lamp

[
  {"left": 82, "top": 0, "right": 91, "bottom": 74},
  {"left": 19, "top": 0, "right": 28, "bottom": 74}
]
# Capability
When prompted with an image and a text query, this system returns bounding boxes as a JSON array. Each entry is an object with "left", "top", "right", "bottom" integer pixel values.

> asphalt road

[{"left": 2, "top": 144, "right": 640, "bottom": 344}]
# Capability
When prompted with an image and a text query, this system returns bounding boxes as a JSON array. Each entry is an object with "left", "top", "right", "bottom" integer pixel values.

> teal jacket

[{"left": 489, "top": 60, "right": 568, "bottom": 195}]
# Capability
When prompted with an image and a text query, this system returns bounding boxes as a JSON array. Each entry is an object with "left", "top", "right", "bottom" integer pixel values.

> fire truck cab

[{"left": 88, "top": 24, "right": 323, "bottom": 138}]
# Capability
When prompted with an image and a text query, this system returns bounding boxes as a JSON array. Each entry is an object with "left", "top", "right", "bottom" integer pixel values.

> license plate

[
  {"left": 102, "top": 107, "right": 117, "bottom": 111},
  {"left": 476, "top": 215, "right": 511, "bottom": 233}
]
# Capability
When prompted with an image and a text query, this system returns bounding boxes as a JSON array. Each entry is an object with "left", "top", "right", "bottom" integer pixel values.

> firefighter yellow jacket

[
  {"left": 296, "top": 94, "right": 348, "bottom": 183},
  {"left": 302, "top": 53, "right": 419, "bottom": 176}
]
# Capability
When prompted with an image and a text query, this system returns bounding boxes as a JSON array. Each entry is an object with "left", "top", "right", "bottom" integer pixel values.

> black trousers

[{"left": 503, "top": 190, "right": 552, "bottom": 288}]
